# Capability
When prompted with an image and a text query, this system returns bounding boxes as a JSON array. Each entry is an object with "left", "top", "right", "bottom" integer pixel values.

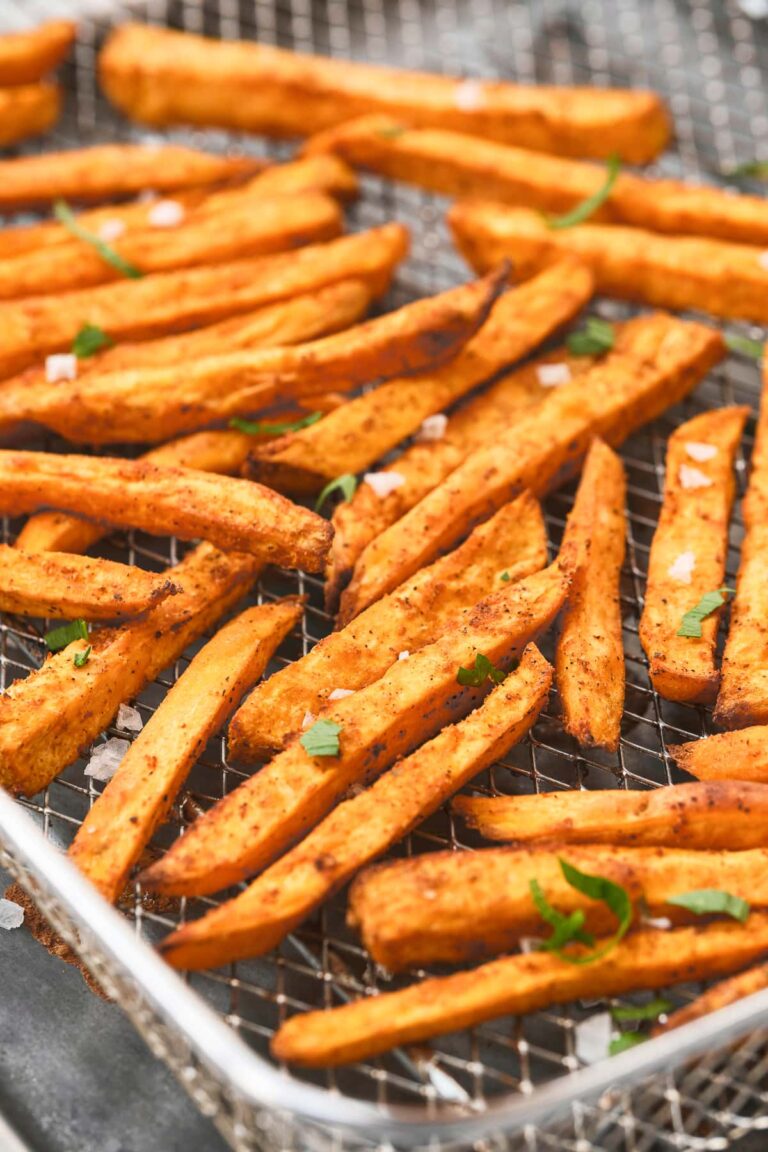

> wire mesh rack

[{"left": 2, "top": 0, "right": 768, "bottom": 1149}]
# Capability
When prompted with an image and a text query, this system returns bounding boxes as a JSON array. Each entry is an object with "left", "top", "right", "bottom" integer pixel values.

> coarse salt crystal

[
  {"left": 415, "top": 413, "right": 448, "bottom": 442},
  {"left": 85, "top": 737, "right": 130, "bottom": 782},
  {"left": 678, "top": 464, "right": 712, "bottom": 490},
  {"left": 301, "top": 710, "right": 316, "bottom": 729},
  {"left": 667, "top": 550, "right": 696, "bottom": 584},
  {"left": 137, "top": 189, "right": 158, "bottom": 204},
  {"left": 519, "top": 936, "right": 544, "bottom": 954},
  {"left": 328, "top": 687, "right": 354, "bottom": 700},
  {"left": 0, "top": 898, "right": 24, "bottom": 930},
  {"left": 364, "top": 471, "right": 405, "bottom": 499},
  {"left": 574, "top": 1012, "right": 613, "bottom": 1064},
  {"left": 685, "top": 441, "right": 717, "bottom": 463},
  {"left": 116, "top": 702, "right": 143, "bottom": 733},
  {"left": 98, "top": 217, "right": 127, "bottom": 242},
  {"left": 45, "top": 353, "right": 77, "bottom": 383},
  {"left": 147, "top": 199, "right": 185, "bottom": 228},
  {"left": 454, "top": 79, "right": 486, "bottom": 111},
  {"left": 537, "top": 362, "right": 572, "bottom": 388},
  {"left": 641, "top": 915, "right": 673, "bottom": 931},
  {"left": 398, "top": 650, "right": 410, "bottom": 661}
]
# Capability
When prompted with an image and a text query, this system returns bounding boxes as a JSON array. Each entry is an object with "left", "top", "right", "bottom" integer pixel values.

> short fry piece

[
  {"left": 639, "top": 407, "right": 747, "bottom": 704},
  {"left": 0, "top": 546, "right": 179, "bottom": 620},
  {"left": 449, "top": 200, "right": 768, "bottom": 325},
  {"left": 68, "top": 600, "right": 302, "bottom": 905},
  {"left": 557, "top": 440, "right": 626, "bottom": 750},
  {"left": 670, "top": 727, "right": 768, "bottom": 783},
  {"left": 653, "top": 962, "right": 768, "bottom": 1036},
  {"left": 272, "top": 915, "right": 768, "bottom": 1066},
  {"left": 454, "top": 781, "right": 768, "bottom": 851},
  {"left": 231, "top": 493, "right": 546, "bottom": 757},
  {"left": 139, "top": 561, "right": 568, "bottom": 896},
  {"left": 349, "top": 844, "right": 768, "bottom": 971},
  {"left": 160, "top": 646, "right": 552, "bottom": 970},
  {"left": 0, "top": 84, "right": 60, "bottom": 147},
  {"left": 0, "top": 21, "right": 74, "bottom": 85}
]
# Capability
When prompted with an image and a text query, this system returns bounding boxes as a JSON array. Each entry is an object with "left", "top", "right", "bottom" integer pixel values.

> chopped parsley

[
  {"left": 456, "top": 652, "right": 506, "bottom": 687},
  {"left": 530, "top": 857, "right": 633, "bottom": 965},
  {"left": 500, "top": 571, "right": 511, "bottom": 582},
  {"left": 54, "top": 200, "right": 143, "bottom": 280},
  {"left": 314, "top": 473, "right": 358, "bottom": 513},
  {"left": 299, "top": 718, "right": 342, "bottom": 757},
  {"left": 72, "top": 323, "right": 113, "bottom": 359},
  {"left": 547, "top": 155, "right": 621, "bottom": 230},
  {"left": 725, "top": 333, "right": 764, "bottom": 361},
  {"left": 608, "top": 1031, "right": 648, "bottom": 1057},
  {"left": 45, "top": 618, "right": 88, "bottom": 653},
  {"left": 566, "top": 316, "right": 615, "bottom": 356},
  {"left": 230, "top": 411, "right": 322, "bottom": 436},
  {"left": 676, "top": 587, "right": 734, "bottom": 639},
  {"left": 724, "top": 160, "right": 768, "bottom": 181},
  {"left": 666, "top": 888, "right": 749, "bottom": 923},
  {"left": 73, "top": 645, "right": 92, "bottom": 668}
]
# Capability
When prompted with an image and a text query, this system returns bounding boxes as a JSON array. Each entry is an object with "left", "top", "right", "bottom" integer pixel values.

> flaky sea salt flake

[{"left": 85, "top": 737, "right": 130, "bottom": 781}]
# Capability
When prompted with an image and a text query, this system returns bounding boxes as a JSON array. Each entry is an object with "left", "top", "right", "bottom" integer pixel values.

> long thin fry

[
  {"left": 0, "top": 84, "right": 60, "bottom": 148},
  {"left": 653, "top": 962, "right": 768, "bottom": 1036},
  {"left": 0, "top": 21, "right": 75, "bottom": 86},
  {"left": 670, "top": 728, "right": 768, "bottom": 783}
]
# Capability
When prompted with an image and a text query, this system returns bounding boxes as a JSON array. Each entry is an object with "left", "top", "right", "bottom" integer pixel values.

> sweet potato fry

[
  {"left": 0, "top": 544, "right": 259, "bottom": 797},
  {"left": 0, "top": 21, "right": 74, "bottom": 85},
  {"left": 556, "top": 440, "right": 626, "bottom": 750},
  {"left": 0, "top": 451, "right": 331, "bottom": 570},
  {"left": 0, "top": 84, "right": 60, "bottom": 147},
  {"left": 339, "top": 314, "right": 724, "bottom": 624},
  {"left": 2, "top": 270, "right": 503, "bottom": 444},
  {"left": 272, "top": 915, "right": 768, "bottom": 1066},
  {"left": 715, "top": 368, "right": 768, "bottom": 728},
  {"left": 231, "top": 493, "right": 546, "bottom": 757},
  {"left": 350, "top": 843, "right": 768, "bottom": 970},
  {"left": 639, "top": 407, "right": 747, "bottom": 704},
  {"left": 450, "top": 200, "right": 768, "bottom": 325},
  {"left": 0, "top": 546, "right": 179, "bottom": 620},
  {"left": 245, "top": 261, "right": 593, "bottom": 493},
  {"left": 311, "top": 117, "right": 768, "bottom": 246},
  {"left": 0, "top": 223, "right": 408, "bottom": 378},
  {"left": 0, "top": 192, "right": 343, "bottom": 300},
  {"left": 138, "top": 560, "right": 568, "bottom": 897},
  {"left": 653, "top": 962, "right": 768, "bottom": 1036},
  {"left": 670, "top": 728, "right": 768, "bottom": 783},
  {"left": 453, "top": 781, "right": 768, "bottom": 850},
  {"left": 68, "top": 600, "right": 302, "bottom": 905},
  {"left": 100, "top": 24, "right": 670, "bottom": 163},
  {"left": 159, "top": 646, "right": 552, "bottom": 970},
  {"left": 0, "top": 142, "right": 262, "bottom": 212}
]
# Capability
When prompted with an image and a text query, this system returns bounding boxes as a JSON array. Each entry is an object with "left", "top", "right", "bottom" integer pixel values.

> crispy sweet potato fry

[
  {"left": 0, "top": 544, "right": 259, "bottom": 797},
  {"left": 0, "top": 546, "right": 179, "bottom": 620},
  {"left": 339, "top": 314, "right": 724, "bottom": 624},
  {"left": 639, "top": 407, "right": 747, "bottom": 704},
  {"left": 100, "top": 24, "right": 670, "bottom": 163},
  {"left": 245, "top": 261, "right": 593, "bottom": 493},
  {"left": 68, "top": 600, "right": 302, "bottom": 905},
  {"left": 453, "top": 781, "right": 768, "bottom": 850},
  {"left": 312, "top": 117, "right": 768, "bottom": 246},
  {"left": 556, "top": 440, "right": 626, "bottom": 750},
  {"left": 450, "top": 200, "right": 768, "bottom": 325},
  {"left": 0, "top": 21, "right": 74, "bottom": 85},
  {"left": 232, "top": 493, "right": 546, "bottom": 757},
  {"left": 0, "top": 84, "right": 60, "bottom": 147},
  {"left": 350, "top": 843, "right": 768, "bottom": 970},
  {"left": 0, "top": 192, "right": 343, "bottom": 300},
  {"left": 160, "top": 646, "right": 552, "bottom": 970},
  {"left": 0, "top": 223, "right": 408, "bottom": 378},
  {"left": 272, "top": 915, "right": 768, "bottom": 1066},
  {"left": 138, "top": 560, "right": 568, "bottom": 897},
  {"left": 2, "top": 270, "right": 503, "bottom": 444},
  {"left": 653, "top": 962, "right": 768, "bottom": 1036},
  {"left": 0, "top": 142, "right": 262, "bottom": 212},
  {"left": 670, "top": 727, "right": 768, "bottom": 783},
  {"left": 0, "top": 451, "right": 331, "bottom": 570}
]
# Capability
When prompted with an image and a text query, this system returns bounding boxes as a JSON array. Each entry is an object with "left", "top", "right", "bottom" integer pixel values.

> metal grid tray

[{"left": 3, "top": 1, "right": 768, "bottom": 1149}]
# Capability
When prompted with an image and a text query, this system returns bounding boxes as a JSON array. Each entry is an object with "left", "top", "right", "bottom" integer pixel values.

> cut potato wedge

[
  {"left": 653, "top": 962, "right": 768, "bottom": 1035},
  {"left": 0, "top": 83, "right": 60, "bottom": 147},
  {"left": 670, "top": 727, "right": 768, "bottom": 783},
  {"left": 0, "top": 21, "right": 75, "bottom": 86}
]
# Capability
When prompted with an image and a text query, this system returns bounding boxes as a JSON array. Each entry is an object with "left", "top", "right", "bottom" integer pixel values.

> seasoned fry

[
  {"left": 653, "top": 962, "right": 768, "bottom": 1035},
  {"left": 0, "top": 142, "right": 262, "bottom": 212},
  {"left": 670, "top": 727, "right": 768, "bottom": 783},
  {"left": 0, "top": 544, "right": 259, "bottom": 797},
  {"left": 139, "top": 561, "right": 568, "bottom": 896},
  {"left": 715, "top": 366, "right": 768, "bottom": 728},
  {"left": 0, "top": 84, "right": 60, "bottom": 147},
  {"left": 0, "top": 546, "right": 179, "bottom": 620},
  {"left": 639, "top": 407, "right": 748, "bottom": 704},
  {"left": 0, "top": 21, "right": 75, "bottom": 85},
  {"left": 0, "top": 224, "right": 408, "bottom": 378},
  {"left": 453, "top": 781, "right": 768, "bottom": 850},
  {"left": 339, "top": 314, "right": 724, "bottom": 624},
  {"left": 272, "top": 915, "right": 768, "bottom": 1066},
  {"left": 0, "top": 192, "right": 343, "bottom": 300},
  {"left": 1, "top": 271, "right": 503, "bottom": 444},
  {"left": 0, "top": 451, "right": 332, "bottom": 570},
  {"left": 349, "top": 844, "right": 768, "bottom": 970},
  {"left": 245, "top": 261, "right": 593, "bottom": 493},
  {"left": 556, "top": 440, "right": 626, "bottom": 750},
  {"left": 68, "top": 600, "right": 302, "bottom": 905},
  {"left": 450, "top": 200, "right": 768, "bottom": 325},
  {"left": 159, "top": 646, "right": 552, "bottom": 970},
  {"left": 231, "top": 493, "right": 546, "bottom": 757},
  {"left": 100, "top": 24, "right": 670, "bottom": 163},
  {"left": 311, "top": 116, "right": 768, "bottom": 246}
]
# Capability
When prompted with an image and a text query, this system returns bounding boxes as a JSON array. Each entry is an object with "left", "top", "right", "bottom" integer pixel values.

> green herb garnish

[
  {"left": 72, "top": 323, "right": 113, "bottom": 359},
  {"left": 724, "top": 160, "right": 768, "bottom": 181},
  {"left": 73, "top": 645, "right": 92, "bottom": 668},
  {"left": 725, "top": 333, "right": 764, "bottom": 361},
  {"left": 611, "top": 998, "right": 672, "bottom": 1023},
  {"left": 547, "top": 155, "right": 621, "bottom": 230},
  {"left": 314, "top": 473, "right": 358, "bottom": 513},
  {"left": 530, "top": 878, "right": 595, "bottom": 953},
  {"left": 456, "top": 652, "right": 506, "bottom": 687},
  {"left": 566, "top": 316, "right": 615, "bottom": 356},
  {"left": 676, "top": 587, "right": 734, "bottom": 639},
  {"left": 299, "top": 718, "right": 342, "bottom": 757},
  {"left": 54, "top": 200, "right": 143, "bottom": 280},
  {"left": 500, "top": 571, "right": 511, "bottom": 582},
  {"left": 666, "top": 888, "right": 749, "bottom": 924},
  {"left": 608, "top": 1032, "right": 647, "bottom": 1057},
  {"left": 530, "top": 857, "right": 634, "bottom": 965},
  {"left": 230, "top": 411, "right": 322, "bottom": 436},
  {"left": 45, "top": 618, "right": 89, "bottom": 653}
]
